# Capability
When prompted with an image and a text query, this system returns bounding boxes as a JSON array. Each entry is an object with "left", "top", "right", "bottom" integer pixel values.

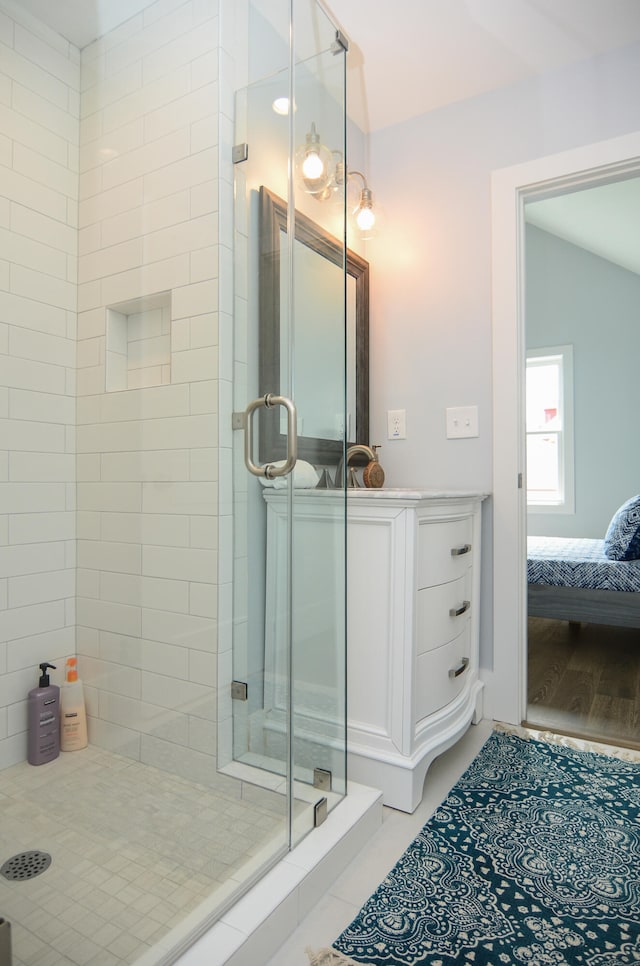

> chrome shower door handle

[{"left": 243, "top": 393, "right": 298, "bottom": 479}]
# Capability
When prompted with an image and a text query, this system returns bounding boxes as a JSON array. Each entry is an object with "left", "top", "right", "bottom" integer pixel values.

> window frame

[{"left": 525, "top": 344, "right": 575, "bottom": 514}]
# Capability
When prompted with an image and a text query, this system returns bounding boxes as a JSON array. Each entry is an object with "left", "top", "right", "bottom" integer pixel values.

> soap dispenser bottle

[
  {"left": 60, "top": 657, "right": 88, "bottom": 752},
  {"left": 27, "top": 663, "right": 60, "bottom": 765}
]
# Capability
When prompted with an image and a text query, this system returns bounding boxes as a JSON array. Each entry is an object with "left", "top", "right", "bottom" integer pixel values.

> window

[{"left": 526, "top": 345, "right": 574, "bottom": 512}]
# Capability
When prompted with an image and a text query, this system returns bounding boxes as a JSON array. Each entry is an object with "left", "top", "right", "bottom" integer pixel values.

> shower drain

[{"left": 1, "top": 851, "right": 52, "bottom": 881}]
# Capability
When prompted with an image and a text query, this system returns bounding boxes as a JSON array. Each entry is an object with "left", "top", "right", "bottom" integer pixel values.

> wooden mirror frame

[{"left": 258, "top": 185, "right": 369, "bottom": 465}]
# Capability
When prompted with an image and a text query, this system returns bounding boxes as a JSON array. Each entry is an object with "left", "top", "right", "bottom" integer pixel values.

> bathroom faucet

[{"left": 334, "top": 444, "right": 379, "bottom": 488}]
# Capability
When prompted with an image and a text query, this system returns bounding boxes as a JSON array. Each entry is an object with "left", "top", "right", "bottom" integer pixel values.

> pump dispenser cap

[{"left": 38, "top": 662, "right": 56, "bottom": 687}]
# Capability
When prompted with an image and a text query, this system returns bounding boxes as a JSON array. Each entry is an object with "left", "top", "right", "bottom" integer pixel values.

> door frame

[{"left": 488, "top": 131, "right": 640, "bottom": 726}]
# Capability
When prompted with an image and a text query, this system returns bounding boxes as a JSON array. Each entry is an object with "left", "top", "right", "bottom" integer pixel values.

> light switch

[{"left": 446, "top": 406, "right": 479, "bottom": 439}]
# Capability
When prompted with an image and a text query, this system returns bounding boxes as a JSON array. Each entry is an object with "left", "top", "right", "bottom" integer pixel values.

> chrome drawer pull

[
  {"left": 449, "top": 600, "right": 470, "bottom": 617},
  {"left": 450, "top": 543, "right": 471, "bottom": 557},
  {"left": 449, "top": 657, "right": 470, "bottom": 679}
]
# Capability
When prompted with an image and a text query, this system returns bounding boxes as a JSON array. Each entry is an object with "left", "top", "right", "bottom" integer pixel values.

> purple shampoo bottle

[{"left": 27, "top": 662, "right": 60, "bottom": 765}]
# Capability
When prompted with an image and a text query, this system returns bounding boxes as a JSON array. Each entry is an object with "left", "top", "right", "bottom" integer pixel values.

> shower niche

[{"left": 105, "top": 292, "right": 172, "bottom": 392}]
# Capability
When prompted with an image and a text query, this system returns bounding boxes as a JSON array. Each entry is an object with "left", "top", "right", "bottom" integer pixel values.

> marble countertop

[
  {"left": 345, "top": 487, "right": 489, "bottom": 500},
  {"left": 263, "top": 487, "right": 489, "bottom": 502}
]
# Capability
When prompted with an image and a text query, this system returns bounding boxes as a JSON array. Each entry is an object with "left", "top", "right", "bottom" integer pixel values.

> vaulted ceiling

[
  {"left": 327, "top": 0, "right": 640, "bottom": 133},
  {"left": 15, "top": 0, "right": 640, "bottom": 274},
  {"left": 18, "top": 0, "right": 640, "bottom": 133}
]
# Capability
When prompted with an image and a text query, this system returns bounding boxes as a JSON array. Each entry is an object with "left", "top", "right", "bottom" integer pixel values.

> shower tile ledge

[{"left": 164, "top": 780, "right": 382, "bottom": 966}]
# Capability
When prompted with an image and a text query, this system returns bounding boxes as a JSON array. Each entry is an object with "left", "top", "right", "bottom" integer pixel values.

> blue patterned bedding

[{"left": 527, "top": 536, "right": 640, "bottom": 593}]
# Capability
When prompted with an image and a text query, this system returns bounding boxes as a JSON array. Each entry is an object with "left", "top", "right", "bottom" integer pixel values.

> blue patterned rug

[{"left": 332, "top": 729, "right": 640, "bottom": 965}]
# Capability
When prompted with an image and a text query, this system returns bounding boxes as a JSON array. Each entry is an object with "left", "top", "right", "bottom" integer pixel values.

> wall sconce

[{"left": 296, "top": 124, "right": 377, "bottom": 234}]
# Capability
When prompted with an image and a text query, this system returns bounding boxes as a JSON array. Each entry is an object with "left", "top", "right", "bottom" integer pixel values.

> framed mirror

[{"left": 258, "top": 185, "right": 369, "bottom": 465}]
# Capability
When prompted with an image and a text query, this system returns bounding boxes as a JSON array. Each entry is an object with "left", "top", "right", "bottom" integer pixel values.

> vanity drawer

[
  {"left": 416, "top": 574, "right": 471, "bottom": 654},
  {"left": 415, "top": 624, "right": 472, "bottom": 722},
  {"left": 417, "top": 518, "right": 473, "bottom": 589}
]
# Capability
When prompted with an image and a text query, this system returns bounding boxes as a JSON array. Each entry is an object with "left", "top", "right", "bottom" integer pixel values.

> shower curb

[{"left": 157, "top": 781, "right": 383, "bottom": 966}]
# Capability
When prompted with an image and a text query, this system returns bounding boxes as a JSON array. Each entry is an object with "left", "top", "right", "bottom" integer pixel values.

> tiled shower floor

[{"left": 0, "top": 747, "right": 289, "bottom": 966}]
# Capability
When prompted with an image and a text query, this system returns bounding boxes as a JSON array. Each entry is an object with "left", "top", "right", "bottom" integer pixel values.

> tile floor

[
  {"left": 0, "top": 746, "right": 290, "bottom": 966},
  {"left": 1, "top": 720, "right": 496, "bottom": 966},
  {"left": 266, "top": 719, "right": 495, "bottom": 966}
]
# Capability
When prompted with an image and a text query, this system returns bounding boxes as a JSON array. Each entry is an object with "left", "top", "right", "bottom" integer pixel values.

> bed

[{"left": 527, "top": 534, "right": 640, "bottom": 628}]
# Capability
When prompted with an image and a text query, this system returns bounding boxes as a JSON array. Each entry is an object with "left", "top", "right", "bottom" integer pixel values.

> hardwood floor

[{"left": 526, "top": 617, "right": 640, "bottom": 749}]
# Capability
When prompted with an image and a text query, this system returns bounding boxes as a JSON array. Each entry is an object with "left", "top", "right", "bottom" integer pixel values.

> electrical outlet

[{"left": 387, "top": 409, "right": 406, "bottom": 439}]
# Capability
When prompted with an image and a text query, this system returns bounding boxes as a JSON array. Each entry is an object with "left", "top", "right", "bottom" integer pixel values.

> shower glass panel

[
  {"left": 0, "top": 0, "right": 347, "bottom": 959},
  {"left": 231, "top": 0, "right": 348, "bottom": 847}
]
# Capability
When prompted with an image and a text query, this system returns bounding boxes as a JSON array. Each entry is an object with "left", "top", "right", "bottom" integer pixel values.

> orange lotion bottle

[{"left": 60, "top": 657, "right": 88, "bottom": 751}]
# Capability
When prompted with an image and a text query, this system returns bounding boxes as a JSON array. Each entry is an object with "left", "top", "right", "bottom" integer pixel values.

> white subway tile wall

[
  {"left": 76, "top": 0, "right": 221, "bottom": 778},
  {"left": 0, "top": 3, "right": 80, "bottom": 769},
  {"left": 0, "top": 0, "right": 225, "bottom": 778}
]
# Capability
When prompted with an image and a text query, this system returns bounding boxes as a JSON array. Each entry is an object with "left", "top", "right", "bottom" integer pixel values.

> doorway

[
  {"left": 522, "top": 179, "right": 640, "bottom": 746},
  {"left": 489, "top": 131, "right": 640, "bottom": 735}
]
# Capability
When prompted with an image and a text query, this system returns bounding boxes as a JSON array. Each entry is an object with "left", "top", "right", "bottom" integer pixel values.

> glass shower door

[
  {"left": 289, "top": 14, "right": 348, "bottom": 844},
  {"left": 230, "top": 0, "right": 348, "bottom": 850}
]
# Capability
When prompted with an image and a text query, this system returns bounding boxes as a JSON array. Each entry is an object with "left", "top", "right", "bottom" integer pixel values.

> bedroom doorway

[
  {"left": 489, "top": 131, "right": 640, "bottom": 741},
  {"left": 523, "top": 178, "right": 640, "bottom": 747},
  {"left": 526, "top": 621, "right": 640, "bottom": 745}
]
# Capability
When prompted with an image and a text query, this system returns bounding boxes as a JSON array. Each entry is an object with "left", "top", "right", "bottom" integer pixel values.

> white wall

[
  {"left": 0, "top": 3, "right": 79, "bottom": 768},
  {"left": 526, "top": 225, "right": 640, "bottom": 540},
  {"left": 366, "top": 41, "right": 640, "bottom": 668}
]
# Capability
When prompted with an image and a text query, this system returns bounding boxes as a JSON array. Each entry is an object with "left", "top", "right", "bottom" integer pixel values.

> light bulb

[
  {"left": 302, "top": 150, "right": 325, "bottom": 181},
  {"left": 272, "top": 97, "right": 290, "bottom": 116},
  {"left": 296, "top": 123, "right": 333, "bottom": 195},
  {"left": 354, "top": 184, "right": 375, "bottom": 232},
  {"left": 356, "top": 204, "right": 375, "bottom": 231}
]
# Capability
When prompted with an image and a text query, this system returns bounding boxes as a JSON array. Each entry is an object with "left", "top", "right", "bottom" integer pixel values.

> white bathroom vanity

[{"left": 263, "top": 488, "right": 487, "bottom": 812}]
